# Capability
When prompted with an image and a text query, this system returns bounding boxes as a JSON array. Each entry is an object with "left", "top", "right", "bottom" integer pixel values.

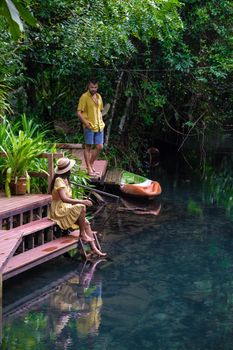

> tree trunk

[
  {"left": 24, "top": 59, "right": 37, "bottom": 108},
  {"left": 105, "top": 71, "right": 124, "bottom": 146},
  {"left": 118, "top": 96, "right": 132, "bottom": 134}
]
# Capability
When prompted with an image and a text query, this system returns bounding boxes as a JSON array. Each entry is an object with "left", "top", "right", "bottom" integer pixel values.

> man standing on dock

[{"left": 77, "top": 79, "right": 105, "bottom": 176}]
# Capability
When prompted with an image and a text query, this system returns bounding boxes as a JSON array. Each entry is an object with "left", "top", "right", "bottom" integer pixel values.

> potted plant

[{"left": 0, "top": 115, "right": 48, "bottom": 197}]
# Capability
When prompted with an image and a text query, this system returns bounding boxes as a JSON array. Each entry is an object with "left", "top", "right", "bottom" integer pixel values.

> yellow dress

[{"left": 49, "top": 177, "right": 84, "bottom": 230}]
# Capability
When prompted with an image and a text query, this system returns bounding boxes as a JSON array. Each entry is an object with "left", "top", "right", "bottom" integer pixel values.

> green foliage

[
  {"left": 0, "top": 114, "right": 49, "bottom": 196},
  {"left": 2, "top": 311, "right": 48, "bottom": 350},
  {"left": 0, "top": 0, "right": 36, "bottom": 39},
  {"left": 0, "top": 18, "right": 27, "bottom": 116},
  {"left": 28, "top": 0, "right": 181, "bottom": 68},
  {"left": 104, "top": 141, "right": 144, "bottom": 173},
  {"left": 187, "top": 199, "right": 203, "bottom": 216},
  {"left": 0, "top": 0, "right": 232, "bottom": 172},
  {"left": 161, "top": 0, "right": 233, "bottom": 143},
  {"left": 0, "top": 82, "right": 11, "bottom": 116},
  {"left": 71, "top": 160, "right": 92, "bottom": 199},
  {"left": 203, "top": 156, "right": 233, "bottom": 219},
  {"left": 138, "top": 80, "right": 166, "bottom": 126}
]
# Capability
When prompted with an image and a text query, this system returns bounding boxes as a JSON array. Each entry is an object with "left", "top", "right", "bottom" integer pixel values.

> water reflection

[
  {"left": 2, "top": 154, "right": 233, "bottom": 349},
  {"left": 1, "top": 259, "right": 106, "bottom": 350},
  {"left": 120, "top": 198, "right": 161, "bottom": 216},
  {"left": 51, "top": 259, "right": 104, "bottom": 342}
]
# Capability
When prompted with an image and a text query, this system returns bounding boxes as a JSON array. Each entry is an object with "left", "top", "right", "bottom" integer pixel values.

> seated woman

[{"left": 49, "top": 157, "right": 106, "bottom": 257}]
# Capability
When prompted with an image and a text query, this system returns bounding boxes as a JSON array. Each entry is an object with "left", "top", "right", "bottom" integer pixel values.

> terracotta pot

[{"left": 10, "top": 177, "right": 27, "bottom": 195}]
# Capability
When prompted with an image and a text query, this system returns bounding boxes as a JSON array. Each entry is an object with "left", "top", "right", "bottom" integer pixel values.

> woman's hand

[{"left": 82, "top": 199, "right": 93, "bottom": 207}]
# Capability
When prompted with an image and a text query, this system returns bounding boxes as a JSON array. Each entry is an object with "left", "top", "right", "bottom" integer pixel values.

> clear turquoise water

[{"left": 2, "top": 181, "right": 233, "bottom": 350}]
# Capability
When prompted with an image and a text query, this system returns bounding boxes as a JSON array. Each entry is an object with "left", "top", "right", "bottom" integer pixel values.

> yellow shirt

[{"left": 77, "top": 91, "right": 105, "bottom": 132}]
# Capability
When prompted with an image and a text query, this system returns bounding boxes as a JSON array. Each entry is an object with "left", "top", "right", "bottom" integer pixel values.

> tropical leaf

[
  {"left": 0, "top": 0, "right": 36, "bottom": 39},
  {"left": 0, "top": 115, "right": 48, "bottom": 179}
]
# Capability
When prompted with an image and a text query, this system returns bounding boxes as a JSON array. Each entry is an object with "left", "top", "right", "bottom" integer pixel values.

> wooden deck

[
  {"left": 56, "top": 143, "right": 108, "bottom": 183},
  {"left": 0, "top": 193, "right": 80, "bottom": 272},
  {"left": 0, "top": 144, "right": 109, "bottom": 282},
  {"left": 0, "top": 193, "right": 51, "bottom": 230},
  {"left": 104, "top": 168, "right": 123, "bottom": 185},
  {"left": 0, "top": 145, "right": 108, "bottom": 344},
  {"left": 0, "top": 191, "right": 100, "bottom": 282},
  {"left": 0, "top": 193, "right": 51, "bottom": 216},
  {"left": 3, "top": 230, "right": 80, "bottom": 280}
]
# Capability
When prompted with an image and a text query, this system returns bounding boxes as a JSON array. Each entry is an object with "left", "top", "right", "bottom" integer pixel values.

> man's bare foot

[{"left": 87, "top": 171, "right": 98, "bottom": 177}]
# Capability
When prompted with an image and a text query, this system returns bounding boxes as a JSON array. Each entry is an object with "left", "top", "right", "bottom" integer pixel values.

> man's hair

[{"left": 88, "top": 78, "right": 98, "bottom": 85}]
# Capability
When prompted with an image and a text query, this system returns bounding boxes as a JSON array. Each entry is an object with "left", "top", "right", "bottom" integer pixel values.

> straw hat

[{"left": 55, "top": 157, "right": 76, "bottom": 174}]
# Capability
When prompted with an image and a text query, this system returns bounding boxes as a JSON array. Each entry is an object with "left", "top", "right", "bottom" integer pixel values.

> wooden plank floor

[
  {"left": 62, "top": 148, "right": 108, "bottom": 182},
  {"left": 0, "top": 193, "right": 51, "bottom": 219},
  {"left": 0, "top": 217, "right": 55, "bottom": 274},
  {"left": 0, "top": 150, "right": 108, "bottom": 279},
  {"left": 3, "top": 231, "right": 80, "bottom": 280},
  {"left": 104, "top": 168, "right": 123, "bottom": 185},
  {"left": 1, "top": 217, "right": 55, "bottom": 237}
]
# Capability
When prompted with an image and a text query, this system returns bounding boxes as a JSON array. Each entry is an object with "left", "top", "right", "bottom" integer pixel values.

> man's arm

[
  {"left": 77, "top": 110, "right": 91, "bottom": 129},
  {"left": 77, "top": 94, "right": 91, "bottom": 129}
]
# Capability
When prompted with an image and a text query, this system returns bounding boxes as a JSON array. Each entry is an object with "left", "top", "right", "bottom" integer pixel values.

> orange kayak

[{"left": 120, "top": 179, "right": 162, "bottom": 198}]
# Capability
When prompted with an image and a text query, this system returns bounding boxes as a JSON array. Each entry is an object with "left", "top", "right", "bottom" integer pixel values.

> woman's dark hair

[{"left": 50, "top": 171, "right": 71, "bottom": 193}]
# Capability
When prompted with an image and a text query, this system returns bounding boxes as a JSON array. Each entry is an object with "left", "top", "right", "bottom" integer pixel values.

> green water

[{"left": 1, "top": 173, "right": 233, "bottom": 349}]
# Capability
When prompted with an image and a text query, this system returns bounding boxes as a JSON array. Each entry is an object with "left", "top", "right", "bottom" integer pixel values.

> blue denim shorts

[{"left": 84, "top": 127, "right": 104, "bottom": 145}]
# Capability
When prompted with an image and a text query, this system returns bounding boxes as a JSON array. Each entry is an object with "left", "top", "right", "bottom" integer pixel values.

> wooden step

[
  {"left": 3, "top": 231, "right": 80, "bottom": 280},
  {"left": 0, "top": 194, "right": 51, "bottom": 218},
  {"left": 0, "top": 217, "right": 56, "bottom": 254},
  {"left": 0, "top": 232, "right": 23, "bottom": 273},
  {"left": 0, "top": 217, "right": 55, "bottom": 237},
  {"left": 0, "top": 194, "right": 52, "bottom": 230}
]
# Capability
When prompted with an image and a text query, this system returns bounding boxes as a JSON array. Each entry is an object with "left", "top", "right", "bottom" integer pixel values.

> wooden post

[
  {"left": 46, "top": 152, "right": 64, "bottom": 193},
  {"left": 47, "top": 153, "right": 54, "bottom": 193},
  {"left": 0, "top": 272, "right": 2, "bottom": 345}
]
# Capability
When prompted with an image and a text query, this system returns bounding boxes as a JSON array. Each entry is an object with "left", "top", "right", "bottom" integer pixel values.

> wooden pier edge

[
  {"left": 0, "top": 273, "right": 2, "bottom": 345},
  {"left": 3, "top": 231, "right": 81, "bottom": 281}
]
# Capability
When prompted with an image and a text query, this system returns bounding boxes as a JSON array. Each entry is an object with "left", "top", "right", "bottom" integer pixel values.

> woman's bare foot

[
  {"left": 81, "top": 234, "right": 95, "bottom": 242},
  {"left": 92, "top": 247, "right": 107, "bottom": 257}
]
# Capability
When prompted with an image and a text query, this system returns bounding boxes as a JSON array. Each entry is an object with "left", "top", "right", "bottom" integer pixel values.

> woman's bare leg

[
  {"left": 77, "top": 210, "right": 106, "bottom": 255},
  {"left": 84, "top": 220, "right": 106, "bottom": 255},
  {"left": 84, "top": 220, "right": 97, "bottom": 238},
  {"left": 77, "top": 208, "right": 94, "bottom": 242}
]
